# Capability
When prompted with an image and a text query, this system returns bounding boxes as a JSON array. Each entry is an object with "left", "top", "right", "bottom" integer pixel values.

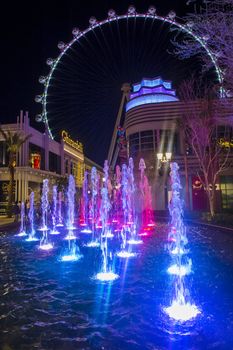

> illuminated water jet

[
  {"left": 39, "top": 243, "right": 53, "bottom": 251},
  {"left": 17, "top": 202, "right": 26, "bottom": 236},
  {"left": 127, "top": 239, "right": 143, "bottom": 245},
  {"left": 61, "top": 254, "right": 82, "bottom": 262},
  {"left": 85, "top": 241, "right": 100, "bottom": 248},
  {"left": 96, "top": 272, "right": 119, "bottom": 282},
  {"left": 167, "top": 262, "right": 192, "bottom": 277},
  {"left": 164, "top": 301, "right": 200, "bottom": 321},
  {"left": 165, "top": 162, "right": 199, "bottom": 322},
  {"left": 116, "top": 251, "right": 137, "bottom": 258},
  {"left": 80, "top": 228, "right": 92, "bottom": 234},
  {"left": 26, "top": 192, "right": 38, "bottom": 241},
  {"left": 67, "top": 175, "right": 76, "bottom": 230}
]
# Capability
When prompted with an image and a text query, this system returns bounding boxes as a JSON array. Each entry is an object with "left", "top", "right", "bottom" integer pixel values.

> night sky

[{"left": 0, "top": 0, "right": 206, "bottom": 165}]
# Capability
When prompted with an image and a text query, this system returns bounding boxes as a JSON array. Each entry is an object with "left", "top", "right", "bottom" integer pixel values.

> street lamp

[
  {"left": 157, "top": 152, "right": 172, "bottom": 163},
  {"left": 156, "top": 152, "right": 172, "bottom": 176}
]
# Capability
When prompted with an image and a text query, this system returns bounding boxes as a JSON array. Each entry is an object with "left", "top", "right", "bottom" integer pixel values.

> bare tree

[
  {"left": 172, "top": 0, "right": 233, "bottom": 95},
  {"left": 179, "top": 78, "right": 232, "bottom": 217}
]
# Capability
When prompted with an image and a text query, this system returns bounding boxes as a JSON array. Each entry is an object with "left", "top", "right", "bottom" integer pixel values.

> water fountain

[
  {"left": 50, "top": 185, "right": 59, "bottom": 234},
  {"left": 66, "top": 175, "right": 76, "bottom": 233},
  {"left": 17, "top": 201, "right": 27, "bottom": 236},
  {"left": 86, "top": 167, "right": 100, "bottom": 247},
  {"left": 126, "top": 160, "right": 144, "bottom": 245},
  {"left": 39, "top": 179, "right": 53, "bottom": 250},
  {"left": 26, "top": 192, "right": 38, "bottom": 241},
  {"left": 164, "top": 162, "right": 200, "bottom": 321},
  {"left": 57, "top": 191, "right": 64, "bottom": 227},
  {"left": 112, "top": 165, "right": 122, "bottom": 226},
  {"left": 80, "top": 171, "right": 92, "bottom": 233},
  {"left": 96, "top": 161, "right": 119, "bottom": 281},
  {"left": 138, "top": 158, "right": 155, "bottom": 232},
  {"left": 117, "top": 164, "right": 136, "bottom": 258}
]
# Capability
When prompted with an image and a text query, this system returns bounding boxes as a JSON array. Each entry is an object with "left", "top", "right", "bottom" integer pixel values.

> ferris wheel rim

[{"left": 36, "top": 7, "right": 223, "bottom": 139}]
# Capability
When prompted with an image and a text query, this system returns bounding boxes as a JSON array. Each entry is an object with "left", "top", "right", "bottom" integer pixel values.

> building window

[
  {"left": 49, "top": 152, "right": 61, "bottom": 174},
  {"left": 129, "top": 133, "right": 140, "bottom": 156},
  {"left": 29, "top": 143, "right": 45, "bottom": 170},
  {"left": 65, "top": 159, "right": 69, "bottom": 174},
  {"left": 140, "top": 130, "right": 154, "bottom": 151},
  {"left": 220, "top": 176, "right": 233, "bottom": 209},
  {"left": 159, "top": 130, "right": 180, "bottom": 155},
  {"left": 0, "top": 141, "right": 8, "bottom": 167}
]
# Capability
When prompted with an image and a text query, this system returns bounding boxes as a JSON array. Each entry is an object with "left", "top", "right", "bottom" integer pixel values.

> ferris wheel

[{"left": 35, "top": 5, "right": 223, "bottom": 154}]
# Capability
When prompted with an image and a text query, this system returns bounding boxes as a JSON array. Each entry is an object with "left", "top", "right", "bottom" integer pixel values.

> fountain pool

[{"left": 0, "top": 223, "right": 233, "bottom": 349}]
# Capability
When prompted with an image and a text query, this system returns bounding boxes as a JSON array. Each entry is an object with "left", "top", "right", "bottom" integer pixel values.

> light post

[
  {"left": 157, "top": 152, "right": 172, "bottom": 164},
  {"left": 157, "top": 152, "right": 172, "bottom": 176}
]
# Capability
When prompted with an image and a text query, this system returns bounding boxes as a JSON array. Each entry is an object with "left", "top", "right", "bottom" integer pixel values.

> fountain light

[
  {"left": 64, "top": 233, "right": 76, "bottom": 240},
  {"left": 95, "top": 271, "right": 119, "bottom": 282},
  {"left": 16, "top": 231, "right": 27, "bottom": 237},
  {"left": 127, "top": 238, "right": 143, "bottom": 245},
  {"left": 80, "top": 228, "right": 92, "bottom": 233},
  {"left": 102, "top": 231, "right": 114, "bottom": 238},
  {"left": 56, "top": 223, "right": 64, "bottom": 227},
  {"left": 61, "top": 254, "right": 82, "bottom": 262},
  {"left": 139, "top": 232, "right": 148, "bottom": 236},
  {"left": 116, "top": 251, "right": 137, "bottom": 258},
  {"left": 26, "top": 236, "right": 39, "bottom": 242},
  {"left": 164, "top": 300, "right": 200, "bottom": 321},
  {"left": 50, "top": 229, "right": 60, "bottom": 235},
  {"left": 171, "top": 247, "right": 186, "bottom": 255},
  {"left": 86, "top": 241, "right": 100, "bottom": 248},
  {"left": 167, "top": 263, "right": 191, "bottom": 276},
  {"left": 38, "top": 226, "right": 48, "bottom": 231},
  {"left": 39, "top": 243, "right": 53, "bottom": 251}
]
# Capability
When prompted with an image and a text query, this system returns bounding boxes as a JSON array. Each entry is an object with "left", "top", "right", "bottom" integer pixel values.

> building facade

[
  {"left": 125, "top": 77, "right": 233, "bottom": 212},
  {"left": 0, "top": 111, "right": 102, "bottom": 214}
]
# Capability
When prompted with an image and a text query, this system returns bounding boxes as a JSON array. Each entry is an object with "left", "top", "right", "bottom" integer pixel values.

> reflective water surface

[{"left": 0, "top": 223, "right": 233, "bottom": 350}]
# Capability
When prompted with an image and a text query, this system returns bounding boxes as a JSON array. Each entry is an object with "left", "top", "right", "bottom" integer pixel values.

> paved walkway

[{"left": 0, "top": 217, "right": 14, "bottom": 226}]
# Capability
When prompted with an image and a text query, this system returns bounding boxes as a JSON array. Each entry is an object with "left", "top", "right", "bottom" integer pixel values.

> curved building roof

[{"left": 126, "top": 77, "right": 179, "bottom": 112}]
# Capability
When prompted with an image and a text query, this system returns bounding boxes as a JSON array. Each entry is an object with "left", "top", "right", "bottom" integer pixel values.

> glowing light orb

[
  {"left": 16, "top": 231, "right": 27, "bottom": 237},
  {"left": 167, "top": 264, "right": 191, "bottom": 276},
  {"left": 164, "top": 301, "right": 200, "bottom": 321},
  {"left": 86, "top": 241, "right": 100, "bottom": 248},
  {"left": 127, "top": 239, "right": 143, "bottom": 245},
  {"left": 96, "top": 225, "right": 102, "bottom": 229},
  {"left": 139, "top": 232, "right": 148, "bottom": 236},
  {"left": 96, "top": 272, "right": 119, "bottom": 282},
  {"left": 116, "top": 251, "right": 137, "bottom": 258},
  {"left": 39, "top": 243, "right": 53, "bottom": 251},
  {"left": 80, "top": 223, "right": 87, "bottom": 226},
  {"left": 80, "top": 228, "right": 92, "bottom": 234},
  {"left": 147, "top": 223, "right": 155, "bottom": 227},
  {"left": 50, "top": 230, "right": 60, "bottom": 235},
  {"left": 61, "top": 254, "right": 82, "bottom": 262},
  {"left": 25, "top": 237, "right": 39, "bottom": 242},
  {"left": 56, "top": 223, "right": 64, "bottom": 227},
  {"left": 64, "top": 234, "right": 76, "bottom": 240}
]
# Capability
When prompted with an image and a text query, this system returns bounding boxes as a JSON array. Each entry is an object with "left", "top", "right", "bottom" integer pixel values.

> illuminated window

[{"left": 220, "top": 176, "right": 233, "bottom": 209}]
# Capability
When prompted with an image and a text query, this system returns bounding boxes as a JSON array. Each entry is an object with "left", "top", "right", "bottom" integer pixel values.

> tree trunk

[
  {"left": 7, "top": 164, "right": 15, "bottom": 218},
  {"left": 207, "top": 187, "right": 216, "bottom": 219}
]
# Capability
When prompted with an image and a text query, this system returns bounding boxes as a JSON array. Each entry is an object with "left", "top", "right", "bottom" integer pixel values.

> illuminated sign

[
  {"left": 61, "top": 130, "right": 83, "bottom": 152},
  {"left": 31, "top": 153, "right": 41, "bottom": 169},
  {"left": 218, "top": 138, "right": 233, "bottom": 148}
]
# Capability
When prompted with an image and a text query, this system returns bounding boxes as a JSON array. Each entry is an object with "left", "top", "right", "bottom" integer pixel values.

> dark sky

[{"left": 0, "top": 0, "right": 205, "bottom": 165}]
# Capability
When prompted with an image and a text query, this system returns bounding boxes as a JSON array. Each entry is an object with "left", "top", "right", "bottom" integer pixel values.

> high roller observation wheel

[{"left": 35, "top": 5, "right": 224, "bottom": 139}]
